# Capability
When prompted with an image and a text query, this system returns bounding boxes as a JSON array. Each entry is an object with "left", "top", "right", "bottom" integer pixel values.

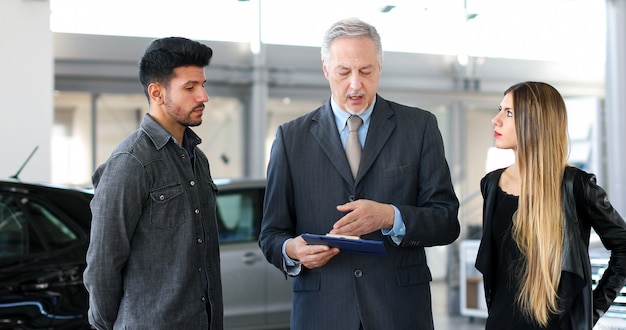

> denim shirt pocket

[{"left": 149, "top": 183, "right": 187, "bottom": 229}]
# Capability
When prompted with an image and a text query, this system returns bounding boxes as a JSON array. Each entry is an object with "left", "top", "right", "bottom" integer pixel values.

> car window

[
  {"left": 216, "top": 187, "right": 262, "bottom": 244},
  {"left": 0, "top": 193, "right": 78, "bottom": 257},
  {"left": 25, "top": 199, "right": 78, "bottom": 248},
  {"left": 0, "top": 194, "right": 29, "bottom": 256}
]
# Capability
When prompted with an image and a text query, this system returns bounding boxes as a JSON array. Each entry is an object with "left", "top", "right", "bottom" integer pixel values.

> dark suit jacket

[
  {"left": 259, "top": 95, "right": 460, "bottom": 330},
  {"left": 476, "top": 166, "right": 626, "bottom": 329}
]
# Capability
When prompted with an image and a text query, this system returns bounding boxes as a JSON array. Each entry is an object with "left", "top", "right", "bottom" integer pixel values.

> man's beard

[{"left": 164, "top": 98, "right": 204, "bottom": 127}]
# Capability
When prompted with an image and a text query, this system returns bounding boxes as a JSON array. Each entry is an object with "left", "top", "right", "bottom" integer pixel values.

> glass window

[
  {"left": 0, "top": 195, "right": 28, "bottom": 257},
  {"left": 52, "top": 93, "right": 244, "bottom": 185},
  {"left": 0, "top": 193, "right": 79, "bottom": 257},
  {"left": 24, "top": 199, "right": 78, "bottom": 249},
  {"left": 216, "top": 188, "right": 262, "bottom": 244}
]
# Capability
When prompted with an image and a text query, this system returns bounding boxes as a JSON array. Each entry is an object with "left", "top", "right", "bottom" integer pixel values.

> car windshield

[{"left": 0, "top": 194, "right": 78, "bottom": 257}]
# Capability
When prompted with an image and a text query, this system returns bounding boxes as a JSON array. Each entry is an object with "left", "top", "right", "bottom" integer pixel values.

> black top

[{"left": 485, "top": 186, "right": 559, "bottom": 330}]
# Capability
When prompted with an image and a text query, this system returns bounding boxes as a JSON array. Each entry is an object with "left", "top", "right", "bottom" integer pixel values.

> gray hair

[{"left": 321, "top": 18, "right": 383, "bottom": 67}]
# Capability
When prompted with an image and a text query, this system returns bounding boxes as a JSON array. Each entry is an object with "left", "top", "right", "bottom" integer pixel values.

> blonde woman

[{"left": 475, "top": 81, "right": 626, "bottom": 329}]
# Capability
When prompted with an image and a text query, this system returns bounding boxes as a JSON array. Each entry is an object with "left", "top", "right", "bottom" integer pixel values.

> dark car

[{"left": 0, "top": 178, "right": 291, "bottom": 330}]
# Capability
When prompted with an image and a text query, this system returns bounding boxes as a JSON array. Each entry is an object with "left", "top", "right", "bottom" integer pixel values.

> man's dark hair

[{"left": 139, "top": 36, "right": 213, "bottom": 98}]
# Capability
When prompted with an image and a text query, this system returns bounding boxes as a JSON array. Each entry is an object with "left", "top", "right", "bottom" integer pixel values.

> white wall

[{"left": 0, "top": 0, "right": 53, "bottom": 182}]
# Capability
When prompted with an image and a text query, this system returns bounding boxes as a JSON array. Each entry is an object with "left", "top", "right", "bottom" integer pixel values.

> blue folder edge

[{"left": 301, "top": 233, "right": 386, "bottom": 257}]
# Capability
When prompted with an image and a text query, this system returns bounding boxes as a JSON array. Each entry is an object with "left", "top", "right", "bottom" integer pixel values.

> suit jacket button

[
  {"left": 354, "top": 270, "right": 363, "bottom": 278},
  {"left": 349, "top": 195, "right": 355, "bottom": 202}
]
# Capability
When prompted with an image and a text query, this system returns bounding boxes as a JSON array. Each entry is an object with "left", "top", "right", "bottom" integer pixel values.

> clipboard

[{"left": 301, "top": 233, "right": 386, "bottom": 256}]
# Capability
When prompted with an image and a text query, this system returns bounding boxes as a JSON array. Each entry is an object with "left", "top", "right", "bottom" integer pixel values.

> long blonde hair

[{"left": 507, "top": 82, "right": 568, "bottom": 326}]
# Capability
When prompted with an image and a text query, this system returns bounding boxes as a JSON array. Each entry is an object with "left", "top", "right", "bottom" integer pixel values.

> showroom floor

[
  {"left": 431, "top": 280, "right": 625, "bottom": 330},
  {"left": 431, "top": 280, "right": 486, "bottom": 330}
]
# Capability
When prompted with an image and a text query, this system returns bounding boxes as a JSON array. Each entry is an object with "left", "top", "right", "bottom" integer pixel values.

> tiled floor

[
  {"left": 432, "top": 280, "right": 486, "bottom": 330},
  {"left": 431, "top": 280, "right": 626, "bottom": 330},
  {"left": 270, "top": 279, "right": 624, "bottom": 329}
]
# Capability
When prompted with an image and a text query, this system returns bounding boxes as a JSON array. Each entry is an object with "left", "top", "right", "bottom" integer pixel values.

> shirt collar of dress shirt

[{"left": 330, "top": 95, "right": 375, "bottom": 133}]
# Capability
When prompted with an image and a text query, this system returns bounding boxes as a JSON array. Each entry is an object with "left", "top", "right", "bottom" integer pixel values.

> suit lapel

[
  {"left": 310, "top": 97, "right": 396, "bottom": 184},
  {"left": 311, "top": 101, "right": 354, "bottom": 184},
  {"left": 357, "top": 97, "right": 395, "bottom": 182}
]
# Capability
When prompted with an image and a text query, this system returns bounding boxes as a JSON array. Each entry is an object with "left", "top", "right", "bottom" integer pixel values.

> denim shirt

[{"left": 84, "top": 114, "right": 223, "bottom": 330}]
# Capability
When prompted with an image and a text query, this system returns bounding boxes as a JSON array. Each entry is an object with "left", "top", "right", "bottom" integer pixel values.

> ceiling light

[{"left": 381, "top": 5, "right": 396, "bottom": 13}]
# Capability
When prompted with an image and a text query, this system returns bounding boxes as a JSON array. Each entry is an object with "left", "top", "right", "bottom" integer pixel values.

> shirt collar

[
  {"left": 141, "top": 113, "right": 202, "bottom": 150},
  {"left": 330, "top": 95, "right": 375, "bottom": 131}
]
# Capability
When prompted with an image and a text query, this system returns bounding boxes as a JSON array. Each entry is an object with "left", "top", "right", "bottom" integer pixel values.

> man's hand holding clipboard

[{"left": 301, "top": 233, "right": 386, "bottom": 256}]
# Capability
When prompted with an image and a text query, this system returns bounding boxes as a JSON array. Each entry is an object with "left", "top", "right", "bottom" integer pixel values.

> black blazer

[
  {"left": 260, "top": 95, "right": 460, "bottom": 329},
  {"left": 476, "top": 166, "right": 626, "bottom": 329}
]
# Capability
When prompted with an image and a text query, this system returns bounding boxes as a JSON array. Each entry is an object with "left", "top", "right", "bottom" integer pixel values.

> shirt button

[
  {"left": 159, "top": 194, "right": 165, "bottom": 201},
  {"left": 354, "top": 270, "right": 363, "bottom": 278},
  {"left": 194, "top": 209, "right": 200, "bottom": 214},
  {"left": 190, "top": 180, "right": 195, "bottom": 186},
  {"left": 182, "top": 153, "right": 186, "bottom": 159},
  {"left": 197, "top": 238, "right": 203, "bottom": 244},
  {"left": 201, "top": 296, "right": 206, "bottom": 302}
]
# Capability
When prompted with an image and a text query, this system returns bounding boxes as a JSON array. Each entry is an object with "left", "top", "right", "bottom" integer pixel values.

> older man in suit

[{"left": 259, "top": 18, "right": 460, "bottom": 330}]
